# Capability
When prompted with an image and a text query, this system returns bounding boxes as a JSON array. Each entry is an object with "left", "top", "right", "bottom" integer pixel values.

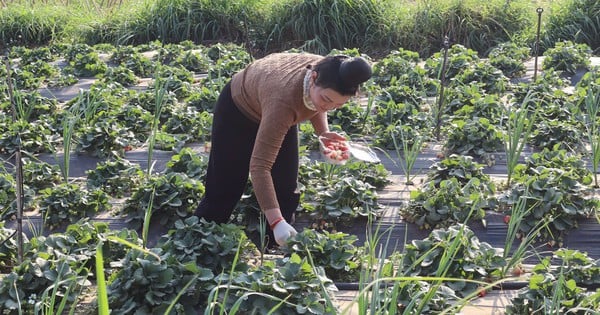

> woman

[{"left": 194, "top": 52, "right": 372, "bottom": 246}]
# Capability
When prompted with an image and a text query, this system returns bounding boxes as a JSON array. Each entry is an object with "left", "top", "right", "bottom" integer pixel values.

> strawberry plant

[
  {"left": 327, "top": 98, "right": 373, "bottom": 136},
  {"left": 401, "top": 224, "right": 505, "bottom": 297},
  {"left": 427, "top": 154, "right": 496, "bottom": 192},
  {"left": 447, "top": 84, "right": 503, "bottom": 123},
  {"left": 0, "top": 120, "right": 55, "bottom": 155},
  {"left": 443, "top": 117, "right": 505, "bottom": 161},
  {"left": 372, "top": 49, "right": 438, "bottom": 96},
  {"left": 506, "top": 249, "right": 600, "bottom": 314},
  {"left": 158, "top": 216, "right": 255, "bottom": 274},
  {"left": 110, "top": 46, "right": 156, "bottom": 77},
  {"left": 122, "top": 172, "right": 204, "bottom": 230},
  {"left": 488, "top": 42, "right": 529, "bottom": 78},
  {"left": 65, "top": 50, "right": 108, "bottom": 77},
  {"left": 18, "top": 46, "right": 56, "bottom": 64},
  {"left": 99, "top": 65, "right": 139, "bottom": 87},
  {"left": 75, "top": 119, "right": 137, "bottom": 158},
  {"left": 150, "top": 65, "right": 194, "bottom": 98},
  {"left": 186, "top": 80, "right": 222, "bottom": 112},
  {"left": 9, "top": 68, "right": 45, "bottom": 90},
  {"left": 173, "top": 49, "right": 212, "bottom": 72},
  {"left": 0, "top": 256, "right": 90, "bottom": 314},
  {"left": 500, "top": 165, "right": 599, "bottom": 244},
  {"left": 107, "top": 247, "right": 215, "bottom": 314},
  {"left": 284, "top": 229, "right": 361, "bottom": 282},
  {"left": 401, "top": 177, "right": 490, "bottom": 229},
  {"left": 449, "top": 60, "right": 508, "bottom": 94},
  {"left": 305, "top": 176, "right": 381, "bottom": 225},
  {"left": 162, "top": 105, "right": 213, "bottom": 142},
  {"left": 112, "top": 104, "right": 154, "bottom": 143},
  {"left": 529, "top": 119, "right": 586, "bottom": 153},
  {"left": 0, "top": 171, "right": 35, "bottom": 220},
  {"left": 206, "top": 45, "right": 252, "bottom": 80},
  {"left": 213, "top": 253, "right": 338, "bottom": 315},
  {"left": 513, "top": 148, "right": 593, "bottom": 185},
  {"left": 385, "top": 280, "right": 458, "bottom": 314},
  {"left": 86, "top": 158, "right": 145, "bottom": 198},
  {"left": 0, "top": 91, "right": 59, "bottom": 122},
  {"left": 38, "top": 183, "right": 109, "bottom": 230},
  {"left": 164, "top": 147, "right": 208, "bottom": 181},
  {"left": 0, "top": 223, "right": 22, "bottom": 272},
  {"left": 425, "top": 44, "right": 479, "bottom": 81},
  {"left": 542, "top": 40, "right": 592, "bottom": 75},
  {"left": 21, "top": 60, "right": 59, "bottom": 84}
]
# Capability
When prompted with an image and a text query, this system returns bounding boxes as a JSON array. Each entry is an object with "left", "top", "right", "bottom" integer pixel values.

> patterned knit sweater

[{"left": 230, "top": 52, "right": 323, "bottom": 212}]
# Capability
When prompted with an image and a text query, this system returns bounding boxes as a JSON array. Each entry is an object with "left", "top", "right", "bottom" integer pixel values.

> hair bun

[{"left": 339, "top": 57, "right": 372, "bottom": 88}]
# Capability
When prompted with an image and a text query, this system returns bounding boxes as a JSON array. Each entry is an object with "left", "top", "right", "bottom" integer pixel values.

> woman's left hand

[{"left": 319, "top": 131, "right": 347, "bottom": 142}]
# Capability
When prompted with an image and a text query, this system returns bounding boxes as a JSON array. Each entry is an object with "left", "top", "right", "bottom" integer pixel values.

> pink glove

[{"left": 272, "top": 219, "right": 298, "bottom": 246}]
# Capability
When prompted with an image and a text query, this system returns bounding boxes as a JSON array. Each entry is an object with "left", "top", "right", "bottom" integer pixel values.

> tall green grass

[
  {"left": 0, "top": 4, "right": 68, "bottom": 48},
  {"left": 263, "top": 0, "right": 391, "bottom": 55},
  {"left": 1, "top": 0, "right": 571, "bottom": 58},
  {"left": 504, "top": 91, "right": 538, "bottom": 187}
]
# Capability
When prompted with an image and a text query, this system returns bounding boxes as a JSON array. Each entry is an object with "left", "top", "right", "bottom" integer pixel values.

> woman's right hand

[{"left": 272, "top": 219, "right": 297, "bottom": 246}]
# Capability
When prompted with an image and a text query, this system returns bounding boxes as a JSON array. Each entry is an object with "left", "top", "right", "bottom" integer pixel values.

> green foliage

[
  {"left": 443, "top": 117, "right": 505, "bottom": 160},
  {"left": 427, "top": 154, "right": 495, "bottom": 190},
  {"left": 0, "top": 120, "right": 55, "bottom": 154},
  {"left": 402, "top": 224, "right": 505, "bottom": 297},
  {"left": 38, "top": 183, "right": 109, "bottom": 230},
  {"left": 214, "top": 253, "right": 338, "bottom": 315},
  {"left": 206, "top": 45, "right": 252, "bottom": 80},
  {"left": 507, "top": 249, "right": 600, "bottom": 314},
  {"left": 0, "top": 256, "right": 90, "bottom": 314},
  {"left": 542, "top": 40, "right": 592, "bottom": 74},
  {"left": 284, "top": 229, "right": 361, "bottom": 282},
  {"left": 0, "top": 4, "right": 68, "bottom": 47},
  {"left": 529, "top": 120, "right": 586, "bottom": 153},
  {"left": 110, "top": 45, "right": 156, "bottom": 77},
  {"left": 100, "top": 65, "right": 139, "bottom": 86},
  {"left": 22, "top": 158, "right": 62, "bottom": 190},
  {"left": 64, "top": 50, "right": 108, "bottom": 77},
  {"left": 449, "top": 60, "right": 508, "bottom": 94},
  {"left": 541, "top": 0, "right": 600, "bottom": 54},
  {"left": 425, "top": 44, "right": 480, "bottom": 81},
  {"left": 445, "top": 83, "right": 504, "bottom": 123},
  {"left": 488, "top": 42, "right": 529, "bottom": 78},
  {"left": 371, "top": 49, "right": 427, "bottom": 89},
  {"left": 265, "top": 0, "right": 389, "bottom": 55},
  {"left": 501, "top": 163, "right": 599, "bottom": 244},
  {"left": 299, "top": 162, "right": 382, "bottom": 225},
  {"left": 165, "top": 147, "right": 208, "bottom": 181},
  {"left": 122, "top": 172, "right": 204, "bottom": 229},
  {"left": 327, "top": 98, "right": 370, "bottom": 136},
  {"left": 402, "top": 177, "right": 490, "bottom": 229},
  {"left": 75, "top": 119, "right": 137, "bottom": 158},
  {"left": 374, "top": 120, "right": 430, "bottom": 151},
  {"left": 107, "top": 247, "right": 214, "bottom": 314},
  {"left": 158, "top": 216, "right": 255, "bottom": 274},
  {"left": 0, "top": 223, "right": 23, "bottom": 272},
  {"left": 86, "top": 158, "right": 145, "bottom": 197},
  {"left": 394, "top": 0, "right": 533, "bottom": 58}
]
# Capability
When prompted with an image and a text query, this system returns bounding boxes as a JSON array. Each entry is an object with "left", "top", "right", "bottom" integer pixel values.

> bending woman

[{"left": 194, "top": 52, "right": 372, "bottom": 247}]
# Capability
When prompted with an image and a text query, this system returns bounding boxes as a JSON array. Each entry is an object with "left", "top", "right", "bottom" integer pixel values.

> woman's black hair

[{"left": 311, "top": 55, "right": 372, "bottom": 96}]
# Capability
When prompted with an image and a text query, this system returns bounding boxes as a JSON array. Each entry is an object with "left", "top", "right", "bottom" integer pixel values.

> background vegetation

[{"left": 1, "top": 0, "right": 599, "bottom": 58}]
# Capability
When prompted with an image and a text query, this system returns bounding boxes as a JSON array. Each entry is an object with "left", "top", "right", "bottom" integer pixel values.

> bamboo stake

[
  {"left": 434, "top": 36, "right": 450, "bottom": 141},
  {"left": 4, "top": 55, "right": 24, "bottom": 264},
  {"left": 533, "top": 7, "right": 544, "bottom": 81}
]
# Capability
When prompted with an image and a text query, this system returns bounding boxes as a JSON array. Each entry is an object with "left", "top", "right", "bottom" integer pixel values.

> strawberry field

[{"left": 0, "top": 38, "right": 599, "bottom": 314}]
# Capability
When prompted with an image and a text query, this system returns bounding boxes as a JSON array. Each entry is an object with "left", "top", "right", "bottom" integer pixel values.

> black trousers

[{"left": 195, "top": 83, "right": 300, "bottom": 230}]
